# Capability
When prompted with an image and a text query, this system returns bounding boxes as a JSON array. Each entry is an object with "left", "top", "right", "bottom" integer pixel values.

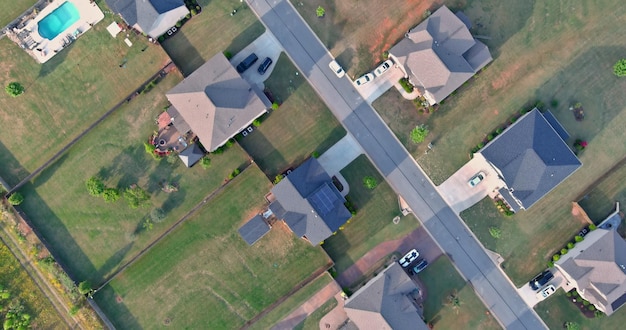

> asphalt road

[{"left": 246, "top": 0, "right": 548, "bottom": 329}]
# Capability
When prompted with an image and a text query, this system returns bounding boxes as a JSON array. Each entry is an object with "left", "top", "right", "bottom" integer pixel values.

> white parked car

[
  {"left": 537, "top": 284, "right": 556, "bottom": 299},
  {"left": 374, "top": 60, "right": 393, "bottom": 76},
  {"left": 328, "top": 60, "right": 345, "bottom": 78},
  {"left": 355, "top": 73, "right": 375, "bottom": 86},
  {"left": 468, "top": 172, "right": 485, "bottom": 187},
  {"left": 399, "top": 249, "right": 419, "bottom": 268}
]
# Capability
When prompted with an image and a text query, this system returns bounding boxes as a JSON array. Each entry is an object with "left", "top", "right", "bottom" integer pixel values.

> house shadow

[
  {"left": 95, "top": 242, "right": 134, "bottom": 284},
  {"left": 238, "top": 129, "right": 287, "bottom": 180},
  {"left": 264, "top": 53, "right": 306, "bottom": 104},
  {"left": 38, "top": 42, "right": 75, "bottom": 78},
  {"left": 225, "top": 21, "right": 266, "bottom": 58},
  {"left": 92, "top": 285, "right": 142, "bottom": 329},
  {"left": 0, "top": 139, "right": 29, "bottom": 188},
  {"left": 161, "top": 32, "right": 204, "bottom": 77}
]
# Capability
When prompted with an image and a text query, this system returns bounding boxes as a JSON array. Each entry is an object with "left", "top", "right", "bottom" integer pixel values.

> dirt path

[{"left": 270, "top": 280, "right": 341, "bottom": 330}]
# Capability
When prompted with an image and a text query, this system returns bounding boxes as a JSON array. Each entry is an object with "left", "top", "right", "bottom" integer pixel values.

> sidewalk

[{"left": 271, "top": 280, "right": 341, "bottom": 330}]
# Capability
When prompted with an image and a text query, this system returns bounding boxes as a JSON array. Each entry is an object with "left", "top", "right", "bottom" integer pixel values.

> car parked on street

[
  {"left": 329, "top": 60, "right": 345, "bottom": 78},
  {"left": 468, "top": 172, "right": 485, "bottom": 187},
  {"left": 537, "top": 284, "right": 556, "bottom": 299},
  {"left": 529, "top": 270, "right": 554, "bottom": 291},
  {"left": 355, "top": 73, "right": 374, "bottom": 86},
  {"left": 399, "top": 249, "right": 419, "bottom": 268},
  {"left": 374, "top": 60, "right": 393, "bottom": 76},
  {"left": 257, "top": 57, "right": 273, "bottom": 74}
]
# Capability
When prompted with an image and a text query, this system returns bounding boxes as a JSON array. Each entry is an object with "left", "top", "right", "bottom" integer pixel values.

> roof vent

[{"left": 621, "top": 265, "right": 626, "bottom": 270}]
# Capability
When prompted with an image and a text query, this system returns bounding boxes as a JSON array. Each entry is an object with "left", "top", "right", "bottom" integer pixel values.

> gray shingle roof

[
  {"left": 344, "top": 263, "right": 428, "bottom": 330},
  {"left": 238, "top": 215, "right": 270, "bottom": 245},
  {"left": 105, "top": 0, "right": 189, "bottom": 38},
  {"left": 389, "top": 5, "right": 492, "bottom": 104},
  {"left": 270, "top": 158, "right": 351, "bottom": 246},
  {"left": 166, "top": 105, "right": 191, "bottom": 134},
  {"left": 481, "top": 108, "right": 581, "bottom": 210},
  {"left": 178, "top": 143, "right": 204, "bottom": 167},
  {"left": 556, "top": 229, "right": 626, "bottom": 315},
  {"left": 166, "top": 53, "right": 268, "bottom": 152}
]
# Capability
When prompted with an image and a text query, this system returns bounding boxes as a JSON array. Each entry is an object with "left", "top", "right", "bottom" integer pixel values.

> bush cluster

[{"left": 398, "top": 78, "right": 414, "bottom": 93}]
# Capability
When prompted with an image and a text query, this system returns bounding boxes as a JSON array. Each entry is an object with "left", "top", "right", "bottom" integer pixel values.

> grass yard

[
  {"left": 161, "top": 0, "right": 265, "bottom": 75},
  {"left": 0, "top": 240, "right": 65, "bottom": 329},
  {"left": 419, "top": 256, "right": 500, "bottom": 330},
  {"left": 247, "top": 274, "right": 333, "bottom": 330},
  {"left": 0, "top": 0, "right": 36, "bottom": 27},
  {"left": 15, "top": 72, "right": 251, "bottom": 285},
  {"left": 293, "top": 297, "right": 337, "bottom": 330},
  {"left": 239, "top": 53, "right": 346, "bottom": 178},
  {"left": 322, "top": 155, "right": 417, "bottom": 274},
  {"left": 535, "top": 290, "right": 626, "bottom": 330},
  {"left": 94, "top": 166, "right": 331, "bottom": 329},
  {"left": 0, "top": 13, "right": 171, "bottom": 187},
  {"left": 578, "top": 161, "right": 626, "bottom": 223}
]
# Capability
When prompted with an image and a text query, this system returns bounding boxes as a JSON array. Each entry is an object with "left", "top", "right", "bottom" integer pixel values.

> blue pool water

[{"left": 38, "top": 2, "right": 80, "bottom": 40}]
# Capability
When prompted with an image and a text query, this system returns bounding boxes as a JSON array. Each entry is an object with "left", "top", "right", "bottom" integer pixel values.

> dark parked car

[
  {"left": 408, "top": 258, "right": 429, "bottom": 275},
  {"left": 236, "top": 53, "right": 258, "bottom": 73},
  {"left": 529, "top": 270, "right": 554, "bottom": 291},
  {"left": 257, "top": 57, "right": 273, "bottom": 74}
]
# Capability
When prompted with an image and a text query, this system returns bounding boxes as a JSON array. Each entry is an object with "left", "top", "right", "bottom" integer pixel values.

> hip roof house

[
  {"left": 389, "top": 5, "right": 492, "bottom": 105},
  {"left": 106, "top": 0, "right": 189, "bottom": 38},
  {"left": 166, "top": 53, "right": 269, "bottom": 152},
  {"left": 479, "top": 108, "right": 581, "bottom": 212},
  {"left": 269, "top": 158, "right": 351, "bottom": 246}
]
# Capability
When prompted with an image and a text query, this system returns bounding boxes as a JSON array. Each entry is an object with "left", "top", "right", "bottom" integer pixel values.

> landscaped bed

[{"left": 94, "top": 165, "right": 331, "bottom": 329}]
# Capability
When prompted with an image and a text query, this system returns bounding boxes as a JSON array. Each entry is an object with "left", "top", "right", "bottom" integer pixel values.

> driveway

[
  {"left": 229, "top": 31, "right": 283, "bottom": 88},
  {"left": 517, "top": 268, "right": 572, "bottom": 308},
  {"left": 317, "top": 133, "right": 363, "bottom": 176},
  {"left": 436, "top": 153, "right": 504, "bottom": 214},
  {"left": 352, "top": 64, "right": 405, "bottom": 104}
]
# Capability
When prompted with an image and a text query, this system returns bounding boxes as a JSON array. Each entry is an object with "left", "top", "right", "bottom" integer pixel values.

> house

[
  {"left": 105, "top": 0, "right": 190, "bottom": 39},
  {"left": 269, "top": 158, "right": 351, "bottom": 246},
  {"left": 389, "top": 5, "right": 492, "bottom": 105},
  {"left": 555, "top": 226, "right": 626, "bottom": 316},
  {"left": 165, "top": 53, "right": 269, "bottom": 152},
  {"left": 479, "top": 108, "right": 581, "bottom": 212},
  {"left": 344, "top": 263, "right": 428, "bottom": 330},
  {"left": 178, "top": 143, "right": 204, "bottom": 167}
]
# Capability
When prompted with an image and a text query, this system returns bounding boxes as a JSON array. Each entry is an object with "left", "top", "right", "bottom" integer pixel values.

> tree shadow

[
  {"left": 98, "top": 145, "right": 151, "bottom": 188},
  {"left": 335, "top": 47, "right": 355, "bottom": 76},
  {"left": 0, "top": 139, "right": 29, "bottom": 188},
  {"left": 238, "top": 129, "right": 287, "bottom": 179},
  {"left": 160, "top": 184, "right": 187, "bottom": 215}
]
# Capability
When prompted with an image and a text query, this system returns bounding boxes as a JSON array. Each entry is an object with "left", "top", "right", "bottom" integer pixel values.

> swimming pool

[{"left": 38, "top": 1, "right": 80, "bottom": 40}]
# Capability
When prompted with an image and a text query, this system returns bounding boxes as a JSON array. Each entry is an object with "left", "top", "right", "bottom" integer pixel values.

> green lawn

[
  {"left": 0, "top": 0, "right": 36, "bottom": 27},
  {"left": 15, "top": 72, "right": 251, "bottom": 285},
  {"left": 419, "top": 257, "right": 500, "bottom": 330},
  {"left": 247, "top": 274, "right": 333, "bottom": 330},
  {"left": 94, "top": 166, "right": 331, "bottom": 329},
  {"left": 0, "top": 240, "right": 65, "bottom": 329},
  {"left": 535, "top": 290, "right": 626, "bottom": 330},
  {"left": 294, "top": 297, "right": 337, "bottom": 330},
  {"left": 239, "top": 53, "right": 346, "bottom": 178},
  {"left": 0, "top": 13, "right": 171, "bottom": 187},
  {"left": 161, "top": 0, "right": 265, "bottom": 75},
  {"left": 578, "top": 162, "right": 626, "bottom": 223},
  {"left": 322, "top": 155, "right": 418, "bottom": 274}
]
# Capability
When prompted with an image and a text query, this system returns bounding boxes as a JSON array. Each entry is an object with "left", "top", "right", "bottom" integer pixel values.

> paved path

[
  {"left": 271, "top": 280, "right": 341, "bottom": 330},
  {"left": 318, "top": 292, "right": 349, "bottom": 330},
  {"left": 335, "top": 226, "right": 441, "bottom": 288},
  {"left": 246, "top": 1, "right": 547, "bottom": 328}
]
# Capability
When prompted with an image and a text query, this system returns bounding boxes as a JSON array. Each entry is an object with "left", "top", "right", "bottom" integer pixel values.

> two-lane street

[{"left": 247, "top": 0, "right": 548, "bottom": 328}]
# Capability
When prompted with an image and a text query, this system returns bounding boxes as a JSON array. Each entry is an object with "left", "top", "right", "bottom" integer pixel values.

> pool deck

[{"left": 7, "top": 0, "right": 103, "bottom": 63}]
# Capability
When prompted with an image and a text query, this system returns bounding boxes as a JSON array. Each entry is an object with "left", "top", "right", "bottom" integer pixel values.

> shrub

[
  {"left": 477, "top": 142, "right": 485, "bottom": 149},
  {"left": 144, "top": 142, "right": 158, "bottom": 159},
  {"left": 166, "top": 152, "right": 178, "bottom": 164},
  {"left": 200, "top": 156, "right": 211, "bottom": 169},
  {"left": 565, "top": 322, "right": 580, "bottom": 330},
  {"left": 212, "top": 146, "right": 224, "bottom": 154},
  {"left": 363, "top": 176, "right": 378, "bottom": 189},
  {"left": 548, "top": 261, "right": 554, "bottom": 268},
  {"left": 78, "top": 281, "right": 92, "bottom": 295},
  {"left": 7, "top": 192, "right": 24, "bottom": 205},
  {"left": 550, "top": 99, "right": 559, "bottom": 107},
  {"left": 583, "top": 300, "right": 590, "bottom": 306},
  {"left": 271, "top": 102, "right": 279, "bottom": 110},
  {"left": 594, "top": 310, "right": 604, "bottom": 318},
  {"left": 572, "top": 290, "right": 579, "bottom": 297},
  {"left": 566, "top": 291, "right": 572, "bottom": 297},
  {"left": 399, "top": 78, "right": 414, "bottom": 93},
  {"left": 561, "top": 248, "right": 568, "bottom": 255},
  {"left": 190, "top": 8, "right": 197, "bottom": 15},
  {"left": 150, "top": 208, "right": 166, "bottom": 223},
  {"left": 158, "top": 35, "right": 164, "bottom": 42},
  {"left": 253, "top": 119, "right": 261, "bottom": 127},
  {"left": 185, "top": 13, "right": 191, "bottom": 19},
  {"left": 552, "top": 254, "right": 560, "bottom": 261},
  {"left": 225, "top": 139, "right": 235, "bottom": 148},
  {"left": 124, "top": 186, "right": 150, "bottom": 208},
  {"left": 311, "top": 151, "right": 320, "bottom": 158},
  {"left": 410, "top": 124, "right": 429, "bottom": 144},
  {"left": 489, "top": 227, "right": 501, "bottom": 239},
  {"left": 589, "top": 305, "right": 596, "bottom": 311},
  {"left": 496, "top": 127, "right": 503, "bottom": 134},
  {"left": 69, "top": 305, "right": 80, "bottom": 316},
  {"left": 487, "top": 134, "right": 494, "bottom": 141},
  {"left": 316, "top": 6, "right": 325, "bottom": 17},
  {"left": 567, "top": 242, "right": 574, "bottom": 249},
  {"left": 223, "top": 51, "right": 232, "bottom": 59},
  {"left": 382, "top": 51, "right": 389, "bottom": 59},
  {"left": 589, "top": 224, "right": 596, "bottom": 230},
  {"left": 535, "top": 101, "right": 544, "bottom": 110},
  {"left": 102, "top": 188, "right": 120, "bottom": 202},
  {"left": 175, "top": 21, "right": 182, "bottom": 28},
  {"left": 5, "top": 82, "right": 24, "bottom": 97},
  {"left": 574, "top": 235, "right": 584, "bottom": 242},
  {"left": 273, "top": 174, "right": 284, "bottom": 184},
  {"left": 613, "top": 59, "right": 626, "bottom": 77},
  {"left": 86, "top": 177, "right": 105, "bottom": 196}
]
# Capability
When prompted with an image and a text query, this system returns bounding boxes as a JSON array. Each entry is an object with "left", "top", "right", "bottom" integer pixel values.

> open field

[
  {"left": 0, "top": 14, "right": 171, "bottom": 186},
  {"left": 578, "top": 161, "right": 626, "bottom": 222},
  {"left": 419, "top": 256, "right": 500, "bottom": 330},
  {"left": 294, "top": 297, "right": 337, "bottom": 330},
  {"left": 15, "top": 72, "right": 251, "bottom": 284},
  {"left": 239, "top": 53, "right": 346, "bottom": 178},
  {"left": 0, "top": 0, "right": 36, "bottom": 27},
  {"left": 94, "top": 166, "right": 331, "bottom": 329},
  {"left": 322, "top": 155, "right": 417, "bottom": 274},
  {"left": 535, "top": 290, "right": 626, "bottom": 330},
  {"left": 0, "top": 240, "right": 65, "bottom": 329},
  {"left": 161, "top": 0, "right": 265, "bottom": 75},
  {"left": 247, "top": 274, "right": 333, "bottom": 330}
]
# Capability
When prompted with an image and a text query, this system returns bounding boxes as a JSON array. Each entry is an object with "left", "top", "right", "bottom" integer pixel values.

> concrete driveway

[
  {"left": 352, "top": 64, "right": 405, "bottom": 104},
  {"left": 317, "top": 133, "right": 363, "bottom": 176},
  {"left": 517, "top": 268, "right": 572, "bottom": 307},
  {"left": 436, "top": 153, "right": 504, "bottom": 214},
  {"left": 229, "top": 31, "right": 282, "bottom": 88}
]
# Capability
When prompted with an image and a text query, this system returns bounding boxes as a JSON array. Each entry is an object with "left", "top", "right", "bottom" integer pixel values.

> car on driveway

[
  {"left": 408, "top": 258, "right": 429, "bottom": 275},
  {"left": 257, "top": 57, "right": 273, "bottom": 75},
  {"left": 329, "top": 60, "right": 345, "bottom": 78},
  {"left": 537, "top": 284, "right": 556, "bottom": 299},
  {"left": 237, "top": 53, "right": 258, "bottom": 73},
  {"left": 355, "top": 73, "right": 375, "bottom": 86},
  {"left": 529, "top": 270, "right": 554, "bottom": 291},
  {"left": 399, "top": 249, "right": 419, "bottom": 268},
  {"left": 468, "top": 172, "right": 485, "bottom": 187},
  {"left": 374, "top": 60, "right": 393, "bottom": 76}
]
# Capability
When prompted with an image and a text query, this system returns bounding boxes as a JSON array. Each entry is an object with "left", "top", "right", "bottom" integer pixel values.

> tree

[
  {"left": 489, "top": 227, "right": 501, "bottom": 239},
  {"left": 102, "top": 188, "right": 120, "bottom": 202},
  {"left": 123, "top": 186, "right": 150, "bottom": 208},
  {"left": 565, "top": 322, "right": 581, "bottom": 330},
  {"left": 78, "top": 281, "right": 92, "bottom": 295},
  {"left": 200, "top": 156, "right": 211, "bottom": 169},
  {"left": 363, "top": 176, "right": 378, "bottom": 189},
  {"left": 613, "top": 59, "right": 626, "bottom": 77},
  {"left": 410, "top": 124, "right": 429, "bottom": 144},
  {"left": 150, "top": 208, "right": 165, "bottom": 223},
  {"left": 316, "top": 6, "right": 325, "bottom": 17},
  {"left": 5, "top": 82, "right": 24, "bottom": 97},
  {"left": 7, "top": 192, "right": 24, "bottom": 206},
  {"left": 86, "top": 177, "right": 105, "bottom": 196}
]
